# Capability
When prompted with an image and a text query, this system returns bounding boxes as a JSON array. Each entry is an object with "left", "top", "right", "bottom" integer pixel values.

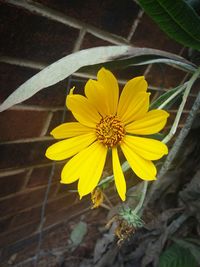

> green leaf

[
  {"left": 173, "top": 238, "right": 200, "bottom": 264},
  {"left": 159, "top": 243, "right": 198, "bottom": 267},
  {"left": 150, "top": 84, "right": 186, "bottom": 110},
  {"left": 70, "top": 221, "right": 87, "bottom": 250},
  {"left": 138, "top": 0, "right": 200, "bottom": 50},
  {"left": 0, "top": 46, "right": 196, "bottom": 112}
]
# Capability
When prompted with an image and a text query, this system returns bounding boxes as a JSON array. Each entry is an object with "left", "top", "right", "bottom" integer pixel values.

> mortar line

[
  {"left": 127, "top": 10, "right": 144, "bottom": 41},
  {"left": 0, "top": 136, "right": 53, "bottom": 145},
  {"left": 6, "top": 0, "right": 129, "bottom": 45},
  {"left": 73, "top": 28, "right": 87, "bottom": 52},
  {"left": 40, "top": 112, "right": 54, "bottom": 137}
]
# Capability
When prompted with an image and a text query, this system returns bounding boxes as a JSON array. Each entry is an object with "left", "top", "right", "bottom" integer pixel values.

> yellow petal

[
  {"left": 66, "top": 93, "right": 101, "bottom": 127},
  {"left": 51, "top": 122, "right": 92, "bottom": 139},
  {"left": 118, "top": 92, "right": 150, "bottom": 124},
  {"left": 78, "top": 141, "right": 107, "bottom": 198},
  {"left": 121, "top": 141, "right": 157, "bottom": 180},
  {"left": 125, "top": 110, "right": 169, "bottom": 135},
  {"left": 61, "top": 143, "right": 94, "bottom": 184},
  {"left": 97, "top": 68, "right": 119, "bottom": 115},
  {"left": 118, "top": 76, "right": 147, "bottom": 117},
  {"left": 123, "top": 135, "right": 168, "bottom": 160},
  {"left": 45, "top": 132, "right": 96, "bottom": 160},
  {"left": 85, "top": 79, "right": 110, "bottom": 116},
  {"left": 112, "top": 147, "right": 126, "bottom": 201}
]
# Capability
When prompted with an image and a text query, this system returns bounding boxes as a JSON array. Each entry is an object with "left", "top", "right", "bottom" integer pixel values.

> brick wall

[{"left": 0, "top": 0, "right": 197, "bottom": 265}]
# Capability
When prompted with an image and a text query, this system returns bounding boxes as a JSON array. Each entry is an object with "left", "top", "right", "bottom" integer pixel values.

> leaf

[
  {"left": 0, "top": 46, "right": 196, "bottom": 112},
  {"left": 173, "top": 238, "right": 200, "bottom": 263},
  {"left": 70, "top": 221, "right": 87, "bottom": 250},
  {"left": 159, "top": 243, "right": 198, "bottom": 267},
  {"left": 150, "top": 84, "right": 186, "bottom": 110},
  {"left": 138, "top": 0, "right": 200, "bottom": 50}
]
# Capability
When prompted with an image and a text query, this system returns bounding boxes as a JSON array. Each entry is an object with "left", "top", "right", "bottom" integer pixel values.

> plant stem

[{"left": 133, "top": 181, "right": 148, "bottom": 215}]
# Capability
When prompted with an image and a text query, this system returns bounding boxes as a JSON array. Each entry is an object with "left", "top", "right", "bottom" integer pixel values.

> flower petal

[
  {"left": 125, "top": 110, "right": 169, "bottom": 135},
  {"left": 85, "top": 79, "right": 110, "bottom": 116},
  {"left": 66, "top": 93, "right": 101, "bottom": 127},
  {"left": 61, "top": 143, "right": 95, "bottom": 184},
  {"left": 78, "top": 141, "right": 107, "bottom": 198},
  {"left": 118, "top": 92, "right": 150, "bottom": 124},
  {"left": 112, "top": 147, "right": 126, "bottom": 201},
  {"left": 51, "top": 122, "right": 93, "bottom": 139},
  {"left": 123, "top": 135, "right": 168, "bottom": 160},
  {"left": 118, "top": 76, "right": 147, "bottom": 117},
  {"left": 121, "top": 141, "right": 157, "bottom": 180},
  {"left": 97, "top": 68, "right": 119, "bottom": 115},
  {"left": 45, "top": 132, "right": 96, "bottom": 160}
]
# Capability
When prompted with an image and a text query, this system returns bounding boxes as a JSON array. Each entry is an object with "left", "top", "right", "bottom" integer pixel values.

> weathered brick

[
  {"left": 46, "top": 193, "right": 77, "bottom": 215},
  {"left": 146, "top": 64, "right": 186, "bottom": 89},
  {"left": 0, "top": 110, "right": 49, "bottom": 141},
  {"left": 44, "top": 197, "right": 90, "bottom": 227},
  {"left": 0, "top": 222, "right": 38, "bottom": 247},
  {"left": 132, "top": 14, "right": 183, "bottom": 53},
  {"left": 0, "top": 185, "right": 57, "bottom": 216},
  {"left": 0, "top": 3, "right": 79, "bottom": 63},
  {"left": 47, "top": 110, "right": 75, "bottom": 134},
  {"left": 35, "top": 0, "right": 139, "bottom": 37},
  {"left": 81, "top": 33, "right": 112, "bottom": 49},
  {"left": 0, "top": 63, "right": 38, "bottom": 103},
  {"left": 24, "top": 77, "right": 69, "bottom": 107},
  {"left": 0, "top": 216, "right": 14, "bottom": 234},
  {"left": 0, "top": 140, "right": 53, "bottom": 170},
  {"left": 0, "top": 63, "right": 69, "bottom": 107},
  {"left": 11, "top": 192, "right": 76, "bottom": 229},
  {"left": 27, "top": 164, "right": 63, "bottom": 188},
  {"left": 11, "top": 205, "right": 42, "bottom": 228},
  {"left": 0, "top": 171, "right": 27, "bottom": 198}
]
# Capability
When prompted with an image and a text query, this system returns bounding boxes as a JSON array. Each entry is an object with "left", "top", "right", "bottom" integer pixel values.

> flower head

[{"left": 46, "top": 68, "right": 169, "bottom": 201}]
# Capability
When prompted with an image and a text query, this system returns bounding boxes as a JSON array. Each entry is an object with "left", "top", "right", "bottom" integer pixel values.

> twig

[{"left": 145, "top": 67, "right": 200, "bottom": 206}]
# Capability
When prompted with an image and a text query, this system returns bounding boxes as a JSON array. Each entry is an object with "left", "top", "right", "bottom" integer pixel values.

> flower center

[{"left": 96, "top": 115, "right": 125, "bottom": 147}]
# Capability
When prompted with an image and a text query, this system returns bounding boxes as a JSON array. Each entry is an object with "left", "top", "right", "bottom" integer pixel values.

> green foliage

[
  {"left": 138, "top": 0, "right": 200, "bottom": 50},
  {"left": 173, "top": 238, "right": 200, "bottom": 264},
  {"left": 69, "top": 221, "right": 87, "bottom": 251},
  {"left": 150, "top": 84, "right": 186, "bottom": 110},
  {"left": 159, "top": 243, "right": 198, "bottom": 267}
]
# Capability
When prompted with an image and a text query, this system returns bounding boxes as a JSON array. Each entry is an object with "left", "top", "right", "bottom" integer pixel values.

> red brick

[
  {"left": 0, "top": 216, "right": 14, "bottom": 234},
  {"left": 0, "top": 185, "right": 57, "bottom": 216},
  {"left": 11, "top": 206, "right": 42, "bottom": 228},
  {"left": 0, "top": 171, "right": 27, "bottom": 198},
  {"left": 0, "top": 140, "right": 53, "bottom": 170},
  {"left": 81, "top": 33, "right": 112, "bottom": 49},
  {"left": 27, "top": 164, "right": 63, "bottom": 188},
  {"left": 132, "top": 14, "right": 183, "bottom": 53},
  {"left": 0, "top": 110, "right": 49, "bottom": 141},
  {"left": 146, "top": 64, "right": 186, "bottom": 89},
  {"left": 113, "top": 65, "right": 147, "bottom": 80},
  {"left": 47, "top": 110, "right": 75, "bottom": 134},
  {"left": 165, "top": 111, "right": 188, "bottom": 130},
  {"left": 46, "top": 193, "right": 77, "bottom": 215},
  {"left": 0, "top": 3, "right": 79, "bottom": 63},
  {"left": 0, "top": 63, "right": 69, "bottom": 107},
  {"left": 0, "top": 222, "right": 38, "bottom": 247},
  {"left": 44, "top": 197, "right": 90, "bottom": 227},
  {"left": 35, "top": 0, "right": 139, "bottom": 37},
  {"left": 0, "top": 63, "right": 38, "bottom": 103}
]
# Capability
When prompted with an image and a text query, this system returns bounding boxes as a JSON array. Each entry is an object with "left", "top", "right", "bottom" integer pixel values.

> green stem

[
  {"left": 162, "top": 68, "right": 200, "bottom": 144},
  {"left": 133, "top": 181, "right": 148, "bottom": 215}
]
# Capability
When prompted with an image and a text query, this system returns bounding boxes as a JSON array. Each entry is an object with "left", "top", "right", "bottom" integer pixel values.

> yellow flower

[{"left": 46, "top": 68, "right": 169, "bottom": 201}]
